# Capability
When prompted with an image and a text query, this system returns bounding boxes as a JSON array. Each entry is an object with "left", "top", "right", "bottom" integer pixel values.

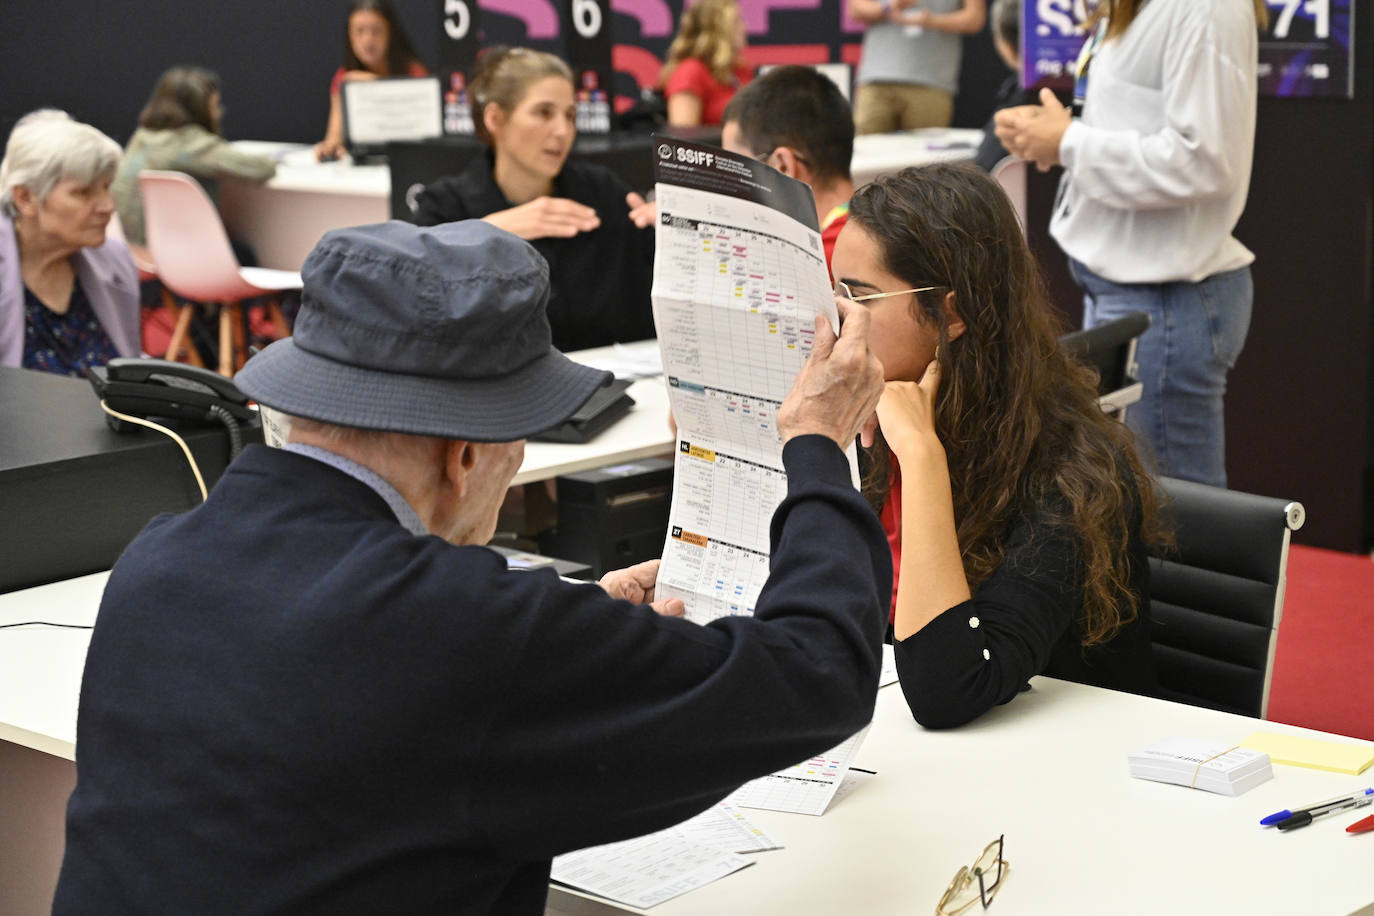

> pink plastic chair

[
  {"left": 107, "top": 209, "right": 206, "bottom": 367},
  {"left": 138, "top": 170, "right": 301, "bottom": 376},
  {"left": 990, "top": 156, "right": 1029, "bottom": 233},
  {"left": 104, "top": 211, "right": 157, "bottom": 281}
]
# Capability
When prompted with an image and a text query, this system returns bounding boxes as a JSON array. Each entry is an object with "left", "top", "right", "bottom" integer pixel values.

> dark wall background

[
  {"left": 0, "top": 0, "right": 1003, "bottom": 144},
  {"left": 3, "top": 1, "right": 1369, "bottom": 550},
  {"left": 1, "top": 1, "right": 438, "bottom": 145}
]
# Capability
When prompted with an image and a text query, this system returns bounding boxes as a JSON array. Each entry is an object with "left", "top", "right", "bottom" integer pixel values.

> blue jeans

[{"left": 1068, "top": 260, "right": 1252, "bottom": 488}]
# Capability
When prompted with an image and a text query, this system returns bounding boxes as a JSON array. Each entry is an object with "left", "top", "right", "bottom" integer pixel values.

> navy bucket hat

[{"left": 236, "top": 220, "right": 612, "bottom": 441}]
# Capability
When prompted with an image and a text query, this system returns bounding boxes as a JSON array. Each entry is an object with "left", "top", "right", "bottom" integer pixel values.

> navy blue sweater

[{"left": 54, "top": 437, "right": 888, "bottom": 914}]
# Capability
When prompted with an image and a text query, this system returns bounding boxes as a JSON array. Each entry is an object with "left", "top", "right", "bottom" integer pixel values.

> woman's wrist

[{"left": 888, "top": 432, "right": 946, "bottom": 466}]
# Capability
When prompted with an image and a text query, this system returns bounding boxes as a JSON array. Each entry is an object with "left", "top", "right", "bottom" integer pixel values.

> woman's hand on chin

[{"left": 876, "top": 357, "right": 945, "bottom": 464}]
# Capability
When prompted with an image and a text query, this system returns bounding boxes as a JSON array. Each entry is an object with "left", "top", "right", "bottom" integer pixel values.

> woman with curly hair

[
  {"left": 834, "top": 163, "right": 1166, "bottom": 728},
  {"left": 660, "top": 0, "right": 752, "bottom": 127}
]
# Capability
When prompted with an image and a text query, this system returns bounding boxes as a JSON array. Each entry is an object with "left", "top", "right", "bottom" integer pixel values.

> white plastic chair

[
  {"left": 138, "top": 170, "right": 301, "bottom": 376},
  {"left": 990, "top": 155, "right": 1028, "bottom": 233}
]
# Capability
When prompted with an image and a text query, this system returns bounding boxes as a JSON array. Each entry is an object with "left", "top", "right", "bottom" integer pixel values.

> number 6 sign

[{"left": 562, "top": 0, "right": 615, "bottom": 133}]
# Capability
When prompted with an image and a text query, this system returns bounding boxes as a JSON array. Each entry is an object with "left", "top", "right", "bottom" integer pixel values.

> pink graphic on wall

[
  {"left": 736, "top": 0, "right": 822, "bottom": 34},
  {"left": 611, "top": 0, "right": 675, "bottom": 37},
  {"left": 480, "top": 0, "right": 559, "bottom": 38},
  {"left": 613, "top": 43, "right": 666, "bottom": 110},
  {"left": 840, "top": 3, "right": 866, "bottom": 32}
]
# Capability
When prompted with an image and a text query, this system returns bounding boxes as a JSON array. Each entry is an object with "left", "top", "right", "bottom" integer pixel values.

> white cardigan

[{"left": 1052, "top": 0, "right": 1259, "bottom": 284}]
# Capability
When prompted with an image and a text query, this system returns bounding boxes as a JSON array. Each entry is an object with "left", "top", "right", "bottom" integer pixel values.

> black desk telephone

[{"left": 88, "top": 359, "right": 256, "bottom": 460}]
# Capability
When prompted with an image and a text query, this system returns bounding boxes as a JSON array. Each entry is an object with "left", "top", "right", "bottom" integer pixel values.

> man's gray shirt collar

[{"left": 282, "top": 443, "right": 428, "bottom": 536}]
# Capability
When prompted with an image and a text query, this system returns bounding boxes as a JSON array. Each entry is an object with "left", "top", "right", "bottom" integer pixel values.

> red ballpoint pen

[{"left": 1347, "top": 815, "right": 1374, "bottom": 834}]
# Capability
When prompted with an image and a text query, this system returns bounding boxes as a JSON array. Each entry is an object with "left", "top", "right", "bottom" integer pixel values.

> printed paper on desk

[
  {"left": 648, "top": 137, "right": 855, "bottom": 625},
  {"left": 829, "top": 767, "right": 876, "bottom": 808},
  {"left": 1241, "top": 732, "right": 1374, "bottom": 775},
  {"left": 672, "top": 803, "right": 781, "bottom": 854},
  {"left": 551, "top": 831, "right": 753, "bottom": 908},
  {"left": 879, "top": 642, "right": 898, "bottom": 688},
  {"left": 550, "top": 802, "right": 775, "bottom": 908},
  {"left": 574, "top": 341, "right": 664, "bottom": 379},
  {"left": 729, "top": 725, "right": 870, "bottom": 815}
]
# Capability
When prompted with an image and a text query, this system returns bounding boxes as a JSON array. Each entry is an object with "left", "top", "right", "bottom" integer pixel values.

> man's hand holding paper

[
  {"left": 776, "top": 297, "right": 886, "bottom": 451},
  {"left": 599, "top": 559, "right": 685, "bottom": 617}
]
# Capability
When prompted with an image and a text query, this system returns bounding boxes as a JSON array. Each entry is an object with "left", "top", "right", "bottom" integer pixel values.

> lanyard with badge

[
  {"left": 1072, "top": 18, "right": 1108, "bottom": 116},
  {"left": 1056, "top": 11, "right": 1109, "bottom": 218}
]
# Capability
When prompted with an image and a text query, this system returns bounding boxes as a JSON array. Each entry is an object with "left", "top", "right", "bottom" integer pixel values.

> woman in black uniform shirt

[
  {"left": 413, "top": 48, "right": 655, "bottom": 352},
  {"left": 833, "top": 164, "right": 1167, "bottom": 728}
]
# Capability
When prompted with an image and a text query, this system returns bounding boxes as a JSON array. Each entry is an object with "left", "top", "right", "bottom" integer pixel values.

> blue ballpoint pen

[{"left": 1260, "top": 788, "right": 1374, "bottom": 829}]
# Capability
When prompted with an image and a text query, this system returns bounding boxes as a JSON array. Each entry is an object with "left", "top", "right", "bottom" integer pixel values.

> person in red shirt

[
  {"left": 719, "top": 66, "right": 855, "bottom": 278},
  {"left": 660, "top": 0, "right": 752, "bottom": 127},
  {"left": 315, "top": 0, "right": 429, "bottom": 161}
]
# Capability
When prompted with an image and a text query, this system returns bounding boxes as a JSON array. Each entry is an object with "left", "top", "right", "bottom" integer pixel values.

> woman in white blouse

[{"left": 994, "top": 0, "right": 1267, "bottom": 487}]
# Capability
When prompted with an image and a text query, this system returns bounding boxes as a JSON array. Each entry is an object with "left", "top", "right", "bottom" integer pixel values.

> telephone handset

[{"left": 88, "top": 358, "right": 256, "bottom": 426}]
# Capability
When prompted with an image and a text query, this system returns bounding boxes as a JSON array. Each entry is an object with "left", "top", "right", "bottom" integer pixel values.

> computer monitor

[{"left": 340, "top": 76, "right": 443, "bottom": 161}]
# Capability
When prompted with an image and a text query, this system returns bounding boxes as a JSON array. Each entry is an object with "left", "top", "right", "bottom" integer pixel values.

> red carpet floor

[{"left": 1265, "top": 544, "right": 1374, "bottom": 741}]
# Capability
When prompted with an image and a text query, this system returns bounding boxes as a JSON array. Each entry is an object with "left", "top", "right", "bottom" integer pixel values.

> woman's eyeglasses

[
  {"left": 834, "top": 279, "right": 938, "bottom": 303},
  {"left": 936, "top": 834, "right": 1009, "bottom": 914}
]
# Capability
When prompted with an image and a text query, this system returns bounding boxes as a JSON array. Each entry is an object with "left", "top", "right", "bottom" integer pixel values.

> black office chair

[
  {"left": 1059, "top": 311, "right": 1150, "bottom": 421},
  {"left": 1149, "top": 476, "right": 1305, "bottom": 718}
]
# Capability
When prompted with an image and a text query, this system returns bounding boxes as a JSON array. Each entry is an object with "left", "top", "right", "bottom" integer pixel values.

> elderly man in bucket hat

[{"left": 55, "top": 220, "right": 890, "bottom": 915}]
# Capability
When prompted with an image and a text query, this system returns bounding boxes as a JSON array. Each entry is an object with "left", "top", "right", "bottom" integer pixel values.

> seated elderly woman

[{"left": 1, "top": 110, "right": 140, "bottom": 376}]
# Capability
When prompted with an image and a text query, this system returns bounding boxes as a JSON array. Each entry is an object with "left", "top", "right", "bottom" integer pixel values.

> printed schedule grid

[
  {"left": 652, "top": 182, "right": 837, "bottom": 624},
  {"left": 657, "top": 444, "right": 787, "bottom": 624},
  {"left": 656, "top": 216, "right": 825, "bottom": 404},
  {"left": 727, "top": 726, "right": 871, "bottom": 817}
]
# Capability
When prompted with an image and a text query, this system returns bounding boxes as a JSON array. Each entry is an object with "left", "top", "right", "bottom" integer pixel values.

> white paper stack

[{"left": 1128, "top": 737, "right": 1273, "bottom": 796}]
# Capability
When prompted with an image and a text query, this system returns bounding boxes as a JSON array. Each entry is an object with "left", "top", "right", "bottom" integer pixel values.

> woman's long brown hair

[
  {"left": 1090, "top": 0, "right": 1268, "bottom": 40},
  {"left": 851, "top": 163, "right": 1166, "bottom": 647}
]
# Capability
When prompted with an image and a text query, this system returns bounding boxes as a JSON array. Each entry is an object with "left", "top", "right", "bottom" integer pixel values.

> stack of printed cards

[{"left": 1128, "top": 737, "right": 1273, "bottom": 796}]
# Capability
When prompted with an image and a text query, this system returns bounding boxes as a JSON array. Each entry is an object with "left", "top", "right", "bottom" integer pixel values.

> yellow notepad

[{"left": 1240, "top": 732, "right": 1374, "bottom": 775}]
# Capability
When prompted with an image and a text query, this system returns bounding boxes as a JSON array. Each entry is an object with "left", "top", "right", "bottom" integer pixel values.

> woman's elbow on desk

[{"left": 896, "top": 673, "right": 1019, "bottom": 730}]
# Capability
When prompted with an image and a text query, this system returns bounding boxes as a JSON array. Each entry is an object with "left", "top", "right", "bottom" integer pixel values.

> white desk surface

[
  {"left": 220, "top": 141, "right": 390, "bottom": 270},
  {"left": 229, "top": 141, "right": 389, "bottom": 196},
  {"left": 516, "top": 342, "right": 673, "bottom": 486},
  {"left": 0, "top": 571, "right": 105, "bottom": 759},
  {"left": 230, "top": 131, "right": 987, "bottom": 200},
  {"left": 551, "top": 680, "right": 1374, "bottom": 916},
  {"left": 220, "top": 132, "right": 980, "bottom": 269},
  {"left": 850, "top": 127, "right": 984, "bottom": 188}
]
